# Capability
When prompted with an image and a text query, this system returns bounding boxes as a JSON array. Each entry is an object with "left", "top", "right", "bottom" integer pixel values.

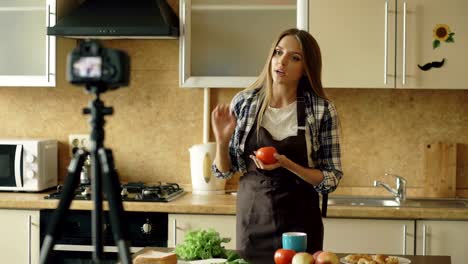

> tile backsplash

[{"left": 1, "top": 37, "right": 467, "bottom": 197}]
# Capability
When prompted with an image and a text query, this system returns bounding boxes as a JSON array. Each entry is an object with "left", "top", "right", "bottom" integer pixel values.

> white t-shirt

[{"left": 261, "top": 101, "right": 298, "bottom": 141}]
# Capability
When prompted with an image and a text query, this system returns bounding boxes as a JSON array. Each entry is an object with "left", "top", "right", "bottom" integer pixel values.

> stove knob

[
  {"left": 141, "top": 219, "right": 152, "bottom": 235},
  {"left": 135, "top": 193, "right": 143, "bottom": 200},
  {"left": 121, "top": 188, "right": 128, "bottom": 197},
  {"left": 81, "top": 186, "right": 91, "bottom": 197}
]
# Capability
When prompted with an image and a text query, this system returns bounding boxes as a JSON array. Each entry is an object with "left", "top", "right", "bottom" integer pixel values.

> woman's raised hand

[{"left": 211, "top": 104, "right": 237, "bottom": 145}]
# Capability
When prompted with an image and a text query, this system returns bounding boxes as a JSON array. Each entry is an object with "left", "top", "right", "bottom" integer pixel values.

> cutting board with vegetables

[{"left": 423, "top": 142, "right": 457, "bottom": 198}]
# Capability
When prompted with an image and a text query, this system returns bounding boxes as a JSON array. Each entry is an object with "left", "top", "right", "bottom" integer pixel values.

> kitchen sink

[
  {"left": 327, "top": 197, "right": 400, "bottom": 207},
  {"left": 327, "top": 196, "right": 468, "bottom": 208}
]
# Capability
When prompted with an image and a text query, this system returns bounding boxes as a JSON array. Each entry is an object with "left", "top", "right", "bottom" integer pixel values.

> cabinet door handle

[
  {"left": 28, "top": 215, "right": 32, "bottom": 264},
  {"left": 402, "top": 1, "right": 407, "bottom": 85},
  {"left": 422, "top": 224, "right": 427, "bottom": 256},
  {"left": 384, "top": 0, "right": 389, "bottom": 85},
  {"left": 179, "top": 0, "right": 189, "bottom": 86},
  {"left": 402, "top": 224, "right": 407, "bottom": 255},
  {"left": 46, "top": 2, "right": 56, "bottom": 82},
  {"left": 53, "top": 244, "right": 144, "bottom": 253},
  {"left": 47, "top": 4, "right": 51, "bottom": 83},
  {"left": 173, "top": 219, "right": 177, "bottom": 246}
]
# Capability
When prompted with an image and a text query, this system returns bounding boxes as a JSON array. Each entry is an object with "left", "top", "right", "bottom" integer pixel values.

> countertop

[
  {"left": 0, "top": 191, "right": 467, "bottom": 220},
  {"left": 135, "top": 248, "right": 451, "bottom": 264}
]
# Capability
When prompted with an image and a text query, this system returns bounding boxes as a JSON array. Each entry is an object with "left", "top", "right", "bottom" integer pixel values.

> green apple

[{"left": 292, "top": 252, "right": 315, "bottom": 264}]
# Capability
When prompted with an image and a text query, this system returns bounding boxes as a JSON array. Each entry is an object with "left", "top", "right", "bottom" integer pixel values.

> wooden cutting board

[{"left": 423, "top": 142, "right": 457, "bottom": 198}]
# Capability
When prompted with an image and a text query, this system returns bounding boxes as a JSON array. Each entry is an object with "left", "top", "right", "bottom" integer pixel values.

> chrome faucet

[{"left": 373, "top": 173, "right": 407, "bottom": 202}]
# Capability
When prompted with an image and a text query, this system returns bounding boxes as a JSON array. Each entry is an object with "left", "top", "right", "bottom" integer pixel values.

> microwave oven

[{"left": 0, "top": 139, "right": 57, "bottom": 192}]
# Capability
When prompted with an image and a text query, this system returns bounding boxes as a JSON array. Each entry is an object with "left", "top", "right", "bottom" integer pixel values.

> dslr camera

[{"left": 67, "top": 40, "right": 130, "bottom": 91}]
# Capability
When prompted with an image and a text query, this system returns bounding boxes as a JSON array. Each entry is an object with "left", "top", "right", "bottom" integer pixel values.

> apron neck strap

[{"left": 297, "top": 85, "right": 306, "bottom": 128}]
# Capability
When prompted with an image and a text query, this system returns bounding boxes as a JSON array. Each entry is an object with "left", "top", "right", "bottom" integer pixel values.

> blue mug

[{"left": 282, "top": 232, "right": 307, "bottom": 252}]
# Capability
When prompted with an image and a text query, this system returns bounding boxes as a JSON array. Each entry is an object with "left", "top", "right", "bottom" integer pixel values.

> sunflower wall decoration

[{"left": 433, "top": 24, "right": 455, "bottom": 49}]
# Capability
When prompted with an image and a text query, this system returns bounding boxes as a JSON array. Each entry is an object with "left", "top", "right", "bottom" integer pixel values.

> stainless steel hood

[{"left": 47, "top": 0, "right": 179, "bottom": 39}]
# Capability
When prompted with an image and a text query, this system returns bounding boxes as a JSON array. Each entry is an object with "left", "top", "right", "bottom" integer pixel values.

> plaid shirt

[{"left": 212, "top": 87, "right": 343, "bottom": 193}]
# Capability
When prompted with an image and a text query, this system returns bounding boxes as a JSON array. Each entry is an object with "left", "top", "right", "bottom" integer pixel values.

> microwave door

[
  {"left": 15, "top": 145, "right": 23, "bottom": 187},
  {"left": 0, "top": 144, "right": 22, "bottom": 187}
]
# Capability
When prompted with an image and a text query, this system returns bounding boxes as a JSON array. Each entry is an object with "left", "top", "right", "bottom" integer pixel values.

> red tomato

[
  {"left": 256, "top": 146, "right": 278, "bottom": 164},
  {"left": 274, "top": 248, "right": 296, "bottom": 264}
]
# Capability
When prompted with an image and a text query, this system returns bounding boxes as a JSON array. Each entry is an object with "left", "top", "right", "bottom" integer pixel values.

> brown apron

[{"left": 236, "top": 89, "right": 323, "bottom": 264}]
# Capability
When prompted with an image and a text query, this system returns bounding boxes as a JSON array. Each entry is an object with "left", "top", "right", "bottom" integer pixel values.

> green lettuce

[{"left": 174, "top": 229, "right": 231, "bottom": 260}]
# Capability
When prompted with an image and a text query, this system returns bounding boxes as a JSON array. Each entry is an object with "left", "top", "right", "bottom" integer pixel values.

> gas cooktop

[{"left": 45, "top": 182, "right": 185, "bottom": 202}]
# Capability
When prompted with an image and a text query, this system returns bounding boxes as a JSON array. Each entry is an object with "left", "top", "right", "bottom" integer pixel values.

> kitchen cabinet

[
  {"left": 416, "top": 220, "right": 468, "bottom": 264},
  {"left": 0, "top": 0, "right": 56, "bottom": 87},
  {"left": 309, "top": 0, "right": 468, "bottom": 89},
  {"left": 168, "top": 214, "right": 236, "bottom": 249},
  {"left": 323, "top": 218, "right": 415, "bottom": 255},
  {"left": 179, "top": 0, "right": 308, "bottom": 88},
  {"left": 0, "top": 209, "right": 40, "bottom": 264}
]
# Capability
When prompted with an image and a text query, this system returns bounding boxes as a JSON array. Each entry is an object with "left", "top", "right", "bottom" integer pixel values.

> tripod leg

[
  {"left": 99, "top": 148, "right": 132, "bottom": 264},
  {"left": 90, "top": 150, "right": 104, "bottom": 261},
  {"left": 40, "top": 149, "right": 88, "bottom": 264}
]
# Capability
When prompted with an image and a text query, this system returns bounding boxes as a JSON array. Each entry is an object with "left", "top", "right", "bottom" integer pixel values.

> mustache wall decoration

[{"left": 418, "top": 58, "right": 445, "bottom": 71}]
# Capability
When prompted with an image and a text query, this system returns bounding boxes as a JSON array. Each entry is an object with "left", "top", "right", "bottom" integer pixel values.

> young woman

[{"left": 211, "top": 28, "right": 343, "bottom": 263}]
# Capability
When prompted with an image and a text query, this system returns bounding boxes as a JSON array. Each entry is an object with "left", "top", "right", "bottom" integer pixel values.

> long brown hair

[{"left": 248, "top": 28, "right": 328, "bottom": 135}]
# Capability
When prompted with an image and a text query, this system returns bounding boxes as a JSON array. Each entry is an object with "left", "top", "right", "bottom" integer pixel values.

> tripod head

[{"left": 82, "top": 88, "right": 114, "bottom": 153}]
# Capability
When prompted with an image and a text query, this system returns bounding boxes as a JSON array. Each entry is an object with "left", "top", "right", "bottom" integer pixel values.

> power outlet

[{"left": 68, "top": 134, "right": 90, "bottom": 157}]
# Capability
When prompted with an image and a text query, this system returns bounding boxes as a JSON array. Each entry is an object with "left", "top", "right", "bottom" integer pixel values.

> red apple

[
  {"left": 316, "top": 251, "right": 339, "bottom": 264},
  {"left": 292, "top": 252, "right": 315, "bottom": 264},
  {"left": 313, "top": 250, "right": 323, "bottom": 260},
  {"left": 274, "top": 248, "right": 296, "bottom": 264}
]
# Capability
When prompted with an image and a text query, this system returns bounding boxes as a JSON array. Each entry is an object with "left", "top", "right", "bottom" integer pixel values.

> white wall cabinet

[
  {"left": 309, "top": 0, "right": 468, "bottom": 89},
  {"left": 416, "top": 220, "right": 468, "bottom": 264},
  {"left": 309, "top": 0, "right": 396, "bottom": 89},
  {"left": 179, "top": 0, "right": 308, "bottom": 88},
  {"left": 323, "top": 218, "right": 415, "bottom": 255},
  {"left": 0, "top": 209, "right": 40, "bottom": 264},
  {"left": 0, "top": 0, "right": 56, "bottom": 87},
  {"left": 168, "top": 214, "right": 236, "bottom": 249}
]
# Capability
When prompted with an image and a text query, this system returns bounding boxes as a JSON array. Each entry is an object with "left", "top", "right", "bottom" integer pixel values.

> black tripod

[{"left": 40, "top": 85, "right": 131, "bottom": 264}]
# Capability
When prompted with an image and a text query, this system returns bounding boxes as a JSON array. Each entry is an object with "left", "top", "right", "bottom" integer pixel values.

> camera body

[{"left": 67, "top": 40, "right": 130, "bottom": 90}]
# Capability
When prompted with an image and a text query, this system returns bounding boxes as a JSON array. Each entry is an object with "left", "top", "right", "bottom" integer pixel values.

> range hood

[{"left": 47, "top": 0, "right": 179, "bottom": 39}]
